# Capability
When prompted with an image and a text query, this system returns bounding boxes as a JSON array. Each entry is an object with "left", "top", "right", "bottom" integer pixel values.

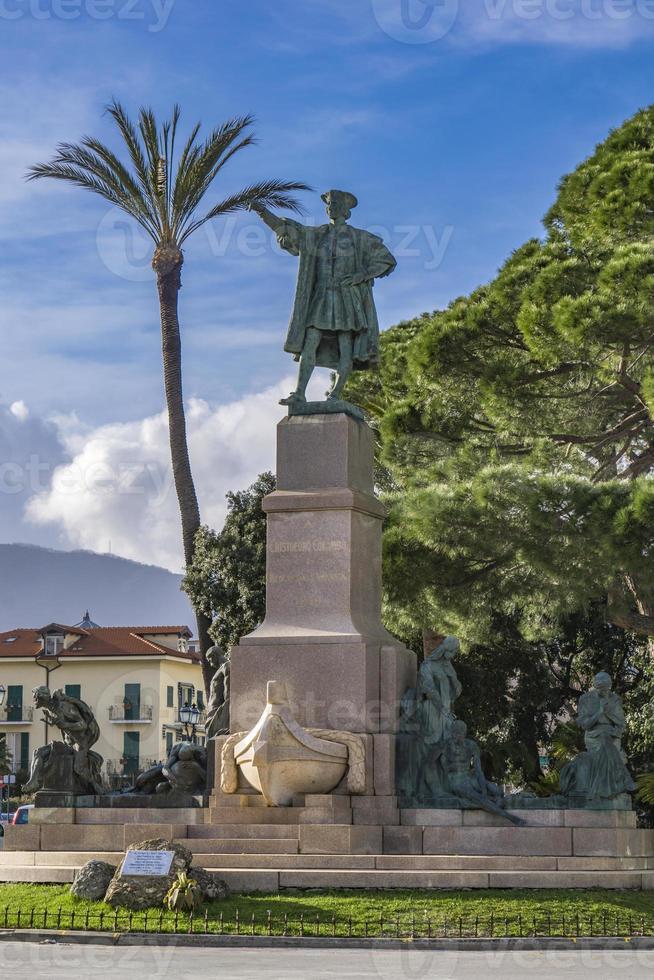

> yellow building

[{"left": 0, "top": 614, "right": 206, "bottom": 788}]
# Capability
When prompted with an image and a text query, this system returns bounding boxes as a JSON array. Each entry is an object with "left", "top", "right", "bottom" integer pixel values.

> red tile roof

[{"left": 0, "top": 626, "right": 199, "bottom": 662}]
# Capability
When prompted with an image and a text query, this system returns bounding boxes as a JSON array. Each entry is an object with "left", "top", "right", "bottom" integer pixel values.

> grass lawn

[{"left": 0, "top": 884, "right": 653, "bottom": 937}]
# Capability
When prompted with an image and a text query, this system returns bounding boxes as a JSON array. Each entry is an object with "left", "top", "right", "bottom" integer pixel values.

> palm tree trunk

[{"left": 153, "top": 244, "right": 213, "bottom": 690}]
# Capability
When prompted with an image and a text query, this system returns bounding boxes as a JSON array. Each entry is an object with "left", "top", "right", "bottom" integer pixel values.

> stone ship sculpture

[{"left": 221, "top": 681, "right": 366, "bottom": 806}]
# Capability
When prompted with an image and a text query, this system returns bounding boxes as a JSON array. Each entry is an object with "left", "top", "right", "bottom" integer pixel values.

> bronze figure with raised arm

[{"left": 251, "top": 190, "right": 397, "bottom": 414}]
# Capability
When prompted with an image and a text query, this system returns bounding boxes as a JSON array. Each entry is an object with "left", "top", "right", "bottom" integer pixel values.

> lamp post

[
  {"left": 179, "top": 702, "right": 200, "bottom": 743},
  {"left": 0, "top": 686, "right": 6, "bottom": 824},
  {"left": 34, "top": 649, "right": 62, "bottom": 744}
]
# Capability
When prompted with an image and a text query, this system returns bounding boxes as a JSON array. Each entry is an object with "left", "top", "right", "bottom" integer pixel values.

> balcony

[
  {"left": 107, "top": 704, "right": 154, "bottom": 723},
  {"left": 103, "top": 757, "right": 159, "bottom": 791},
  {"left": 0, "top": 706, "right": 34, "bottom": 724}
]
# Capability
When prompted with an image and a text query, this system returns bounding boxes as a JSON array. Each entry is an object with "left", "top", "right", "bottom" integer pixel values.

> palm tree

[{"left": 28, "top": 102, "right": 309, "bottom": 676}]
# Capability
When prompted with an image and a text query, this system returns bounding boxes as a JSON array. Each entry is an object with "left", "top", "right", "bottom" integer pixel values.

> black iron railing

[{"left": 0, "top": 906, "right": 652, "bottom": 939}]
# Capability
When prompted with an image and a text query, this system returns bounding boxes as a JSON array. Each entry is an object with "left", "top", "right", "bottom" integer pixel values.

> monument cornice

[{"left": 263, "top": 488, "right": 387, "bottom": 519}]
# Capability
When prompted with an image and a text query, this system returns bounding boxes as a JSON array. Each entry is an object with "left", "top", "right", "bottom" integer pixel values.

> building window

[
  {"left": 122, "top": 731, "right": 140, "bottom": 775},
  {"left": 45, "top": 634, "right": 64, "bottom": 657},
  {"left": 178, "top": 683, "right": 194, "bottom": 708},
  {"left": 65, "top": 684, "right": 81, "bottom": 701},
  {"left": 19, "top": 733, "right": 29, "bottom": 771},
  {"left": 7, "top": 685, "right": 23, "bottom": 723},
  {"left": 166, "top": 686, "right": 174, "bottom": 708},
  {"left": 197, "top": 690, "right": 204, "bottom": 709},
  {"left": 124, "top": 683, "right": 141, "bottom": 721},
  {"left": 165, "top": 731, "right": 174, "bottom": 756}
]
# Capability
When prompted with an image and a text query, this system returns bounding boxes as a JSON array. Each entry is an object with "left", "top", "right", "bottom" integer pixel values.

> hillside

[{"left": 0, "top": 544, "right": 195, "bottom": 631}]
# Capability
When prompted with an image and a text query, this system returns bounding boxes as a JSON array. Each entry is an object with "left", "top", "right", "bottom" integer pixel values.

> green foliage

[
  {"left": 450, "top": 608, "right": 653, "bottom": 785},
  {"left": 164, "top": 872, "right": 204, "bottom": 912},
  {"left": 0, "top": 738, "right": 12, "bottom": 776},
  {"left": 4, "top": 882, "right": 654, "bottom": 931},
  {"left": 347, "top": 105, "right": 654, "bottom": 646},
  {"left": 27, "top": 102, "right": 309, "bottom": 247},
  {"left": 635, "top": 773, "right": 654, "bottom": 806},
  {"left": 183, "top": 473, "right": 274, "bottom": 650}
]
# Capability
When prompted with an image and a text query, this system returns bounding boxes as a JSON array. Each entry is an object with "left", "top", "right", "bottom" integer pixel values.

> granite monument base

[{"left": 230, "top": 414, "right": 416, "bottom": 757}]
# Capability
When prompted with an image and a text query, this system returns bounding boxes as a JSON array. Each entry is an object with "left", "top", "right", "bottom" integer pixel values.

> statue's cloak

[{"left": 275, "top": 219, "right": 396, "bottom": 371}]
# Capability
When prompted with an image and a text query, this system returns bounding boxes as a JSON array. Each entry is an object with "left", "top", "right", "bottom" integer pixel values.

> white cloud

[
  {"left": 24, "top": 375, "right": 327, "bottom": 572},
  {"left": 9, "top": 401, "right": 29, "bottom": 421},
  {"left": 0, "top": 399, "right": 69, "bottom": 550}
]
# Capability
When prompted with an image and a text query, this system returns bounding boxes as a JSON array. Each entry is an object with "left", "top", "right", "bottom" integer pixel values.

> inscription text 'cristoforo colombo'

[{"left": 269, "top": 539, "right": 348, "bottom": 554}]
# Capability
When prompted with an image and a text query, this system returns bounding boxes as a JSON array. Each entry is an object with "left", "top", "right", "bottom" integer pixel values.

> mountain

[{"left": 0, "top": 544, "right": 195, "bottom": 632}]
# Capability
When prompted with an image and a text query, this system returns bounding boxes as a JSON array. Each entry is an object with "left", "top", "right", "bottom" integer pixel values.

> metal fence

[
  {"left": 0, "top": 707, "right": 34, "bottom": 723},
  {"left": 0, "top": 906, "right": 653, "bottom": 939},
  {"left": 108, "top": 705, "right": 154, "bottom": 722}
]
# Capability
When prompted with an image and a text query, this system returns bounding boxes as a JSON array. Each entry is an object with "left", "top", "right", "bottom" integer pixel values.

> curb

[{"left": 1, "top": 929, "right": 654, "bottom": 951}]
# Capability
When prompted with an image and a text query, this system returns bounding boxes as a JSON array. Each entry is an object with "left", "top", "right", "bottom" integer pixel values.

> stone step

[
  {"left": 376, "top": 854, "right": 651, "bottom": 872},
  {"left": 180, "top": 839, "right": 299, "bottom": 855},
  {"left": 207, "top": 807, "right": 301, "bottom": 825},
  {"left": 0, "top": 866, "right": 75, "bottom": 883},
  {"left": 0, "top": 858, "right": 652, "bottom": 890},
  {"left": 194, "top": 854, "right": 378, "bottom": 870},
  {"left": 0, "top": 851, "right": 121, "bottom": 868},
  {"left": 190, "top": 823, "right": 299, "bottom": 839},
  {"left": 3, "top": 849, "right": 648, "bottom": 873},
  {"left": 209, "top": 868, "right": 654, "bottom": 892}
]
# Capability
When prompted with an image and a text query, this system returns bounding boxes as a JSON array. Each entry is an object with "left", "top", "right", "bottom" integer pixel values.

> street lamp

[
  {"left": 35, "top": 647, "right": 62, "bottom": 743},
  {"left": 179, "top": 702, "right": 200, "bottom": 742}
]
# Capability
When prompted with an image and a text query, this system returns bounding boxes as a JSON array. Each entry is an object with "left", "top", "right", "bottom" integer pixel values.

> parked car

[{"left": 11, "top": 805, "right": 33, "bottom": 825}]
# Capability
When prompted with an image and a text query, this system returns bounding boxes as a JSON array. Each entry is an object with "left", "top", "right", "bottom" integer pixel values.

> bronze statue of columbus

[{"left": 251, "top": 190, "right": 397, "bottom": 411}]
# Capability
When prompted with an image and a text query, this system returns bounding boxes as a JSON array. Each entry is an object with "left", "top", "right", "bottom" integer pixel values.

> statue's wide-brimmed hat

[{"left": 321, "top": 189, "right": 358, "bottom": 211}]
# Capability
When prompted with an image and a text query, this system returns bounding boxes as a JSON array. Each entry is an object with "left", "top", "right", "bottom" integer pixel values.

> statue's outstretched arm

[
  {"left": 250, "top": 204, "right": 302, "bottom": 256},
  {"left": 250, "top": 203, "right": 285, "bottom": 233}
]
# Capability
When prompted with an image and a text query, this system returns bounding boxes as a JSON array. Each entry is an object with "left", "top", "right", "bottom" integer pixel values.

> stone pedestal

[{"left": 230, "top": 415, "right": 416, "bottom": 791}]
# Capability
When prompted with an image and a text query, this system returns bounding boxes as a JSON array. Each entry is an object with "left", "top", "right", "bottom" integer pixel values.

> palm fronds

[
  {"left": 635, "top": 772, "right": 654, "bottom": 805},
  {"left": 27, "top": 102, "right": 311, "bottom": 248}
]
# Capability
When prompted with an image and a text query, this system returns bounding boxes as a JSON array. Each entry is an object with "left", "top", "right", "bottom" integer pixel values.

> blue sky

[{"left": 1, "top": 0, "right": 653, "bottom": 568}]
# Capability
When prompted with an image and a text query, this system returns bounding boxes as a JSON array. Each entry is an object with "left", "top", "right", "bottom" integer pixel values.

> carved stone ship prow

[{"left": 222, "top": 680, "right": 356, "bottom": 806}]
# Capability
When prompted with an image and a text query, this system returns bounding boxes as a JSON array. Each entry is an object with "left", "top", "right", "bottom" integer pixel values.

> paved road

[{"left": 1, "top": 942, "right": 654, "bottom": 979}]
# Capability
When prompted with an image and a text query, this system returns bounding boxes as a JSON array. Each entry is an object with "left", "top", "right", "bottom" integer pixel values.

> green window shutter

[
  {"left": 165, "top": 731, "right": 174, "bottom": 755},
  {"left": 7, "top": 686, "right": 22, "bottom": 722},
  {"left": 122, "top": 731, "right": 140, "bottom": 774},
  {"left": 20, "top": 733, "right": 30, "bottom": 771},
  {"left": 124, "top": 683, "right": 141, "bottom": 721},
  {"left": 65, "top": 685, "right": 81, "bottom": 701},
  {"left": 197, "top": 690, "right": 204, "bottom": 708},
  {"left": 167, "top": 686, "right": 174, "bottom": 708}
]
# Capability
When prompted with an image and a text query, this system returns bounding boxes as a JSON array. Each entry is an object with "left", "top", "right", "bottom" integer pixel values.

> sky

[{"left": 0, "top": 0, "right": 653, "bottom": 570}]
